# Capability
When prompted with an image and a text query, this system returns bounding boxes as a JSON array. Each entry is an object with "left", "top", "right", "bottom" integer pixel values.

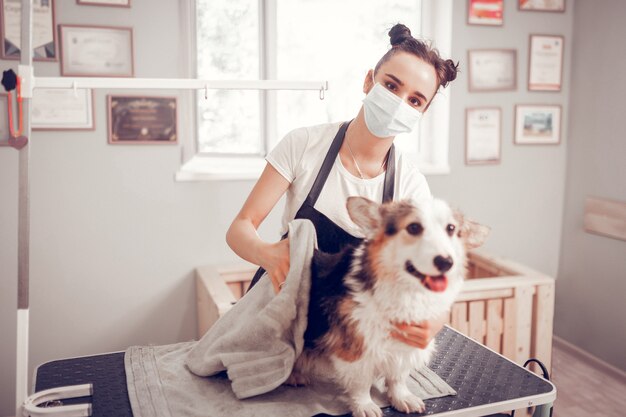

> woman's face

[{"left": 364, "top": 51, "right": 438, "bottom": 113}]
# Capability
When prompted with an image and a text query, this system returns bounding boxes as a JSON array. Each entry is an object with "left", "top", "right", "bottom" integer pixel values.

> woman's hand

[
  {"left": 258, "top": 238, "right": 290, "bottom": 294},
  {"left": 390, "top": 313, "right": 447, "bottom": 349}
]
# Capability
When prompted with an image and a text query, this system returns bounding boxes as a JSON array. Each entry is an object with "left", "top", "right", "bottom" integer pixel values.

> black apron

[{"left": 247, "top": 120, "right": 396, "bottom": 291}]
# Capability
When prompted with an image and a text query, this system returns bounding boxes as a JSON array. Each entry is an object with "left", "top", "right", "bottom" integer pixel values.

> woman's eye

[
  {"left": 409, "top": 97, "right": 421, "bottom": 107},
  {"left": 446, "top": 224, "right": 456, "bottom": 236},
  {"left": 406, "top": 222, "right": 423, "bottom": 236},
  {"left": 385, "top": 82, "right": 397, "bottom": 91}
]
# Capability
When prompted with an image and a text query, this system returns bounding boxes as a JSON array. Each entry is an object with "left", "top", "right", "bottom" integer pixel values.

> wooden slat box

[{"left": 195, "top": 248, "right": 555, "bottom": 371}]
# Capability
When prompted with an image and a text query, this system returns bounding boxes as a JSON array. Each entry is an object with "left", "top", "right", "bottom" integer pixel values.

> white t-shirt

[{"left": 266, "top": 121, "right": 433, "bottom": 238}]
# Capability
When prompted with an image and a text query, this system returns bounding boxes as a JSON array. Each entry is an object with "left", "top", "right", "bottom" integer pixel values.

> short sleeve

[
  {"left": 408, "top": 172, "right": 433, "bottom": 204},
  {"left": 265, "top": 127, "right": 309, "bottom": 183},
  {"left": 398, "top": 155, "right": 433, "bottom": 205}
]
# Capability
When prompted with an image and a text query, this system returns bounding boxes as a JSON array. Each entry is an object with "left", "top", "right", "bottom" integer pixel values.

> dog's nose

[{"left": 434, "top": 255, "right": 453, "bottom": 273}]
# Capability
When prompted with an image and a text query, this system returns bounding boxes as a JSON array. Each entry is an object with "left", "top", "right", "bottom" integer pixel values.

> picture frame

[
  {"left": 32, "top": 88, "right": 95, "bottom": 131},
  {"left": 59, "top": 24, "right": 134, "bottom": 77},
  {"left": 108, "top": 95, "right": 178, "bottom": 145},
  {"left": 0, "top": 93, "right": 9, "bottom": 146},
  {"left": 468, "top": 49, "right": 517, "bottom": 92},
  {"left": 528, "top": 34, "right": 564, "bottom": 92},
  {"left": 0, "top": 0, "right": 57, "bottom": 61},
  {"left": 77, "top": 0, "right": 130, "bottom": 7},
  {"left": 519, "top": 0, "right": 565, "bottom": 12},
  {"left": 466, "top": 107, "right": 501, "bottom": 165},
  {"left": 468, "top": 0, "right": 504, "bottom": 26},
  {"left": 514, "top": 104, "right": 561, "bottom": 145}
]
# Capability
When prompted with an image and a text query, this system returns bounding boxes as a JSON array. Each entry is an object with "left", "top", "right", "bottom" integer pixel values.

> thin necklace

[{"left": 346, "top": 139, "right": 387, "bottom": 179}]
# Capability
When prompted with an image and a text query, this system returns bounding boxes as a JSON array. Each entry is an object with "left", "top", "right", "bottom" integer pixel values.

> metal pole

[
  {"left": 33, "top": 76, "right": 327, "bottom": 91},
  {"left": 16, "top": 0, "right": 32, "bottom": 414}
]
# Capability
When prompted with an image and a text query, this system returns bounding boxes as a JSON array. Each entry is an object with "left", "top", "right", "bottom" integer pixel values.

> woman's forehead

[{"left": 377, "top": 52, "right": 438, "bottom": 100}]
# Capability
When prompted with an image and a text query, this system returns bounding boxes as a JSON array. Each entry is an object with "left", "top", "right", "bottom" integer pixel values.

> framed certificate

[
  {"left": 0, "top": 93, "right": 9, "bottom": 145},
  {"left": 32, "top": 88, "right": 95, "bottom": 130},
  {"left": 468, "top": 49, "right": 517, "bottom": 92},
  {"left": 0, "top": 0, "right": 57, "bottom": 61},
  {"left": 468, "top": 0, "right": 503, "bottom": 26},
  {"left": 514, "top": 104, "right": 561, "bottom": 145},
  {"left": 108, "top": 95, "right": 178, "bottom": 144},
  {"left": 59, "top": 25, "right": 134, "bottom": 77},
  {"left": 77, "top": 0, "right": 130, "bottom": 6},
  {"left": 466, "top": 107, "right": 501, "bottom": 165},
  {"left": 519, "top": 0, "right": 565, "bottom": 12},
  {"left": 528, "top": 34, "right": 564, "bottom": 92}
]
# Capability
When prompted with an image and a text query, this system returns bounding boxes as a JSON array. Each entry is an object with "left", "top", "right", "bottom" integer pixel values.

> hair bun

[
  {"left": 439, "top": 59, "right": 460, "bottom": 88},
  {"left": 388, "top": 23, "right": 412, "bottom": 46}
]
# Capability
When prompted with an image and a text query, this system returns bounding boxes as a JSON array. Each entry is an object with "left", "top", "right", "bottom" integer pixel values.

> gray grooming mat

[{"left": 34, "top": 326, "right": 555, "bottom": 416}]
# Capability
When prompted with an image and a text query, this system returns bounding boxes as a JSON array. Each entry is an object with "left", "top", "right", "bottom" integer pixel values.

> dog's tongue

[{"left": 425, "top": 275, "right": 448, "bottom": 292}]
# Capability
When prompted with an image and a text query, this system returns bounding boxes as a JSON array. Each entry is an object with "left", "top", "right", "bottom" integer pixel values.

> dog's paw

[
  {"left": 390, "top": 392, "right": 425, "bottom": 414},
  {"left": 352, "top": 401, "right": 383, "bottom": 417},
  {"left": 284, "top": 370, "right": 310, "bottom": 387}
]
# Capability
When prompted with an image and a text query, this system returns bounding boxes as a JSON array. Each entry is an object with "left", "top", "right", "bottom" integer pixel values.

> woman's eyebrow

[{"left": 385, "top": 73, "right": 427, "bottom": 101}]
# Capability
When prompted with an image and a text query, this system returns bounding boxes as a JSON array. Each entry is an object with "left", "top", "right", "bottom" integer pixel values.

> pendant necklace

[{"left": 346, "top": 139, "right": 387, "bottom": 179}]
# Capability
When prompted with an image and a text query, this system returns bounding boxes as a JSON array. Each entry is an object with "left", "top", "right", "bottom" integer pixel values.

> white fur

[{"left": 293, "top": 198, "right": 472, "bottom": 417}]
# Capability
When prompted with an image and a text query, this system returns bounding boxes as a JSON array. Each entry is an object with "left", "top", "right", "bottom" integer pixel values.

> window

[{"left": 182, "top": 0, "right": 452, "bottom": 180}]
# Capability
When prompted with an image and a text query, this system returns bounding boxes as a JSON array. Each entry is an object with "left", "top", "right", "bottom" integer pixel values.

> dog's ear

[
  {"left": 346, "top": 197, "right": 381, "bottom": 237},
  {"left": 452, "top": 209, "right": 490, "bottom": 249}
]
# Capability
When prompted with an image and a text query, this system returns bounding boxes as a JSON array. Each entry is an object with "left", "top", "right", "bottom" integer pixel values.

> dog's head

[{"left": 347, "top": 196, "right": 489, "bottom": 294}]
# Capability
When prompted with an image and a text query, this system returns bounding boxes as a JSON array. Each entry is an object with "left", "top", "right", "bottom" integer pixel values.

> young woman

[{"left": 226, "top": 23, "right": 459, "bottom": 349}]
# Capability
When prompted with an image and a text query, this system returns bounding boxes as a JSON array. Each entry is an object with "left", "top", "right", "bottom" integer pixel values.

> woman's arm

[{"left": 226, "top": 163, "right": 291, "bottom": 293}]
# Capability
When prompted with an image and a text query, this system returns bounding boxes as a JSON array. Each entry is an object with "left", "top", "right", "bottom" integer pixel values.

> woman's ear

[{"left": 363, "top": 69, "right": 375, "bottom": 94}]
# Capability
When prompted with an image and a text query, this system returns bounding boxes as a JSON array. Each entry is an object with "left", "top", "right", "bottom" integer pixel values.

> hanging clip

[
  {"left": 204, "top": 84, "right": 208, "bottom": 100},
  {"left": 3, "top": 71, "right": 28, "bottom": 150},
  {"left": 319, "top": 85, "right": 325, "bottom": 101}
]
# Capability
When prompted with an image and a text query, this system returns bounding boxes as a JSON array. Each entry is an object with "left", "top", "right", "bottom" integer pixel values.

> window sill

[{"left": 175, "top": 155, "right": 266, "bottom": 182}]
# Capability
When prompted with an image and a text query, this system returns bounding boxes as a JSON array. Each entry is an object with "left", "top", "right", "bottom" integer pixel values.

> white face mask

[{"left": 362, "top": 79, "right": 423, "bottom": 138}]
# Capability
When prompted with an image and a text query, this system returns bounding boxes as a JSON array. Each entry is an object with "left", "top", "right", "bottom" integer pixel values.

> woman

[{"left": 226, "top": 23, "right": 459, "bottom": 349}]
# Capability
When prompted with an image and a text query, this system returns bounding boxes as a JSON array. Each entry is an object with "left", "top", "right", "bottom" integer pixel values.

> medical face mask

[{"left": 362, "top": 81, "right": 423, "bottom": 138}]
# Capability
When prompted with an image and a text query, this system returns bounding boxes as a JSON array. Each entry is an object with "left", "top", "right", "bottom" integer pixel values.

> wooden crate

[{"left": 195, "top": 248, "right": 555, "bottom": 371}]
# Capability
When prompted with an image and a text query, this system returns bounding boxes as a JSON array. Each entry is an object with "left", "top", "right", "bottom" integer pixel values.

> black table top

[{"left": 34, "top": 326, "right": 555, "bottom": 417}]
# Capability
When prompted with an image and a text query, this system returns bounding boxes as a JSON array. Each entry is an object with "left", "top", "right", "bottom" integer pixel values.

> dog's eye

[
  {"left": 446, "top": 224, "right": 456, "bottom": 236},
  {"left": 406, "top": 222, "right": 423, "bottom": 236}
]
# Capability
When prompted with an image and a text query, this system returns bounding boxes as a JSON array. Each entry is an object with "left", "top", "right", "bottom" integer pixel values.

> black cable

[
  {"left": 523, "top": 358, "right": 551, "bottom": 380},
  {"left": 510, "top": 358, "right": 551, "bottom": 417}
]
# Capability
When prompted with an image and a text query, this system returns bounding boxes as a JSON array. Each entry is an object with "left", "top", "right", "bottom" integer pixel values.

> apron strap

[
  {"left": 382, "top": 144, "right": 395, "bottom": 203},
  {"left": 303, "top": 121, "right": 351, "bottom": 207}
]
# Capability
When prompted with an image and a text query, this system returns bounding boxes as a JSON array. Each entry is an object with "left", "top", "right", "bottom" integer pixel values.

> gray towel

[
  {"left": 185, "top": 218, "right": 316, "bottom": 398},
  {"left": 125, "top": 219, "right": 456, "bottom": 417},
  {"left": 125, "top": 341, "right": 455, "bottom": 417}
]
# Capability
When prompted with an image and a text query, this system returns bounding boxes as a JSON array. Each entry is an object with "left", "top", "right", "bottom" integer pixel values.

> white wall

[
  {"left": 2, "top": 0, "right": 602, "bottom": 414},
  {"left": 555, "top": 0, "right": 626, "bottom": 371},
  {"left": 429, "top": 0, "right": 574, "bottom": 279}
]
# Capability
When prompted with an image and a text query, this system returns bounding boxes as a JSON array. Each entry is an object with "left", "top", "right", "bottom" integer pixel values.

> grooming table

[{"left": 32, "top": 326, "right": 555, "bottom": 417}]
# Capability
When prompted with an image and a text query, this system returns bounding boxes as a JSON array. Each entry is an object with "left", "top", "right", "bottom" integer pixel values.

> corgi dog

[{"left": 289, "top": 196, "right": 489, "bottom": 417}]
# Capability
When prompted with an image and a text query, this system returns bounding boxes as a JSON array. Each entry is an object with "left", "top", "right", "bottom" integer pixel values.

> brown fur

[
  {"left": 319, "top": 298, "right": 364, "bottom": 362},
  {"left": 364, "top": 201, "right": 418, "bottom": 282}
]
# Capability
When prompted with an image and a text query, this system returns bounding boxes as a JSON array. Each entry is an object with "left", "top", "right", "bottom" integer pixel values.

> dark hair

[{"left": 374, "top": 23, "right": 459, "bottom": 90}]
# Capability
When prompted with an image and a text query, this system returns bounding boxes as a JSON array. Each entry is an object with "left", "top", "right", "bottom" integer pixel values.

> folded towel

[
  {"left": 185, "top": 218, "right": 316, "bottom": 398},
  {"left": 125, "top": 218, "right": 457, "bottom": 417}
]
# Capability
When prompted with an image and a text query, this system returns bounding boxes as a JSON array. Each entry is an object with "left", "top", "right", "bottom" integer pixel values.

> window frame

[{"left": 176, "top": 0, "right": 452, "bottom": 181}]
